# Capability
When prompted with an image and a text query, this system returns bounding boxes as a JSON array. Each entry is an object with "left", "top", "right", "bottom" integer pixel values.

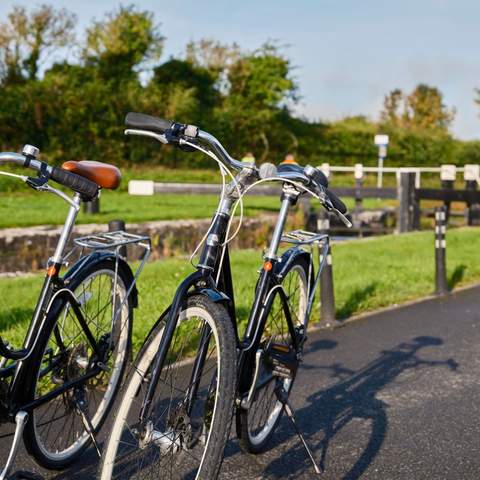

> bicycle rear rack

[
  {"left": 281, "top": 229, "right": 330, "bottom": 327},
  {"left": 281, "top": 229, "right": 328, "bottom": 245},
  {"left": 72, "top": 229, "right": 151, "bottom": 370},
  {"left": 74, "top": 230, "right": 150, "bottom": 251}
]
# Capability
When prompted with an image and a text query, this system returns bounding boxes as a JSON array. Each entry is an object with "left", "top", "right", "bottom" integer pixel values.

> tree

[
  {"left": 220, "top": 43, "right": 298, "bottom": 158},
  {"left": 83, "top": 5, "right": 164, "bottom": 80},
  {"left": 0, "top": 4, "right": 76, "bottom": 84},
  {"left": 380, "top": 88, "right": 403, "bottom": 125},
  {"left": 405, "top": 84, "right": 455, "bottom": 131},
  {"left": 153, "top": 58, "right": 218, "bottom": 115},
  {"left": 380, "top": 84, "right": 455, "bottom": 132}
]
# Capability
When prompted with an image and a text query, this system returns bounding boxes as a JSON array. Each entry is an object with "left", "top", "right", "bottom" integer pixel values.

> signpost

[{"left": 374, "top": 134, "right": 389, "bottom": 188}]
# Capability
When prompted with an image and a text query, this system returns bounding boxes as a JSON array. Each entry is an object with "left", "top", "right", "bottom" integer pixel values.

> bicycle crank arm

[{"left": 241, "top": 349, "right": 263, "bottom": 409}]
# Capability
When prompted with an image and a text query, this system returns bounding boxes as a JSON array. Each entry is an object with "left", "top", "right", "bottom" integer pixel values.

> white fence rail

[{"left": 318, "top": 163, "right": 479, "bottom": 189}]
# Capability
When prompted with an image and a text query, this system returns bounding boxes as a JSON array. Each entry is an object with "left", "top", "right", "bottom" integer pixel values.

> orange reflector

[
  {"left": 263, "top": 261, "right": 273, "bottom": 271},
  {"left": 46, "top": 265, "right": 57, "bottom": 277}
]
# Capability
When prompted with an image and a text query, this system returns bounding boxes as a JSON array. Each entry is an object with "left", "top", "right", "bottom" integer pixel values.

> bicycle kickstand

[
  {"left": 0, "top": 411, "right": 29, "bottom": 480},
  {"left": 75, "top": 390, "right": 101, "bottom": 458},
  {"left": 275, "top": 387, "right": 321, "bottom": 475}
]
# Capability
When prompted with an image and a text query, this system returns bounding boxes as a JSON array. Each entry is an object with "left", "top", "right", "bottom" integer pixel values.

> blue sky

[{"left": 1, "top": 0, "right": 479, "bottom": 139}]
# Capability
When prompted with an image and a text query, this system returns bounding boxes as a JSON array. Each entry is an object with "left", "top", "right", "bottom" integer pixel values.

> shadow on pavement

[{"left": 261, "top": 335, "right": 458, "bottom": 479}]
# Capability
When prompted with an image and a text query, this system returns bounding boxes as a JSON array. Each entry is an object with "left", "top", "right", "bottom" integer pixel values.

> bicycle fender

[
  {"left": 63, "top": 251, "right": 139, "bottom": 308},
  {"left": 191, "top": 288, "right": 230, "bottom": 305},
  {"left": 275, "top": 247, "right": 311, "bottom": 280},
  {"left": 137, "top": 288, "right": 230, "bottom": 352}
]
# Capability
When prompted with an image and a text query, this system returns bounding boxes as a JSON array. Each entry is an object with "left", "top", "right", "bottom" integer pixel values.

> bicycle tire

[
  {"left": 98, "top": 294, "right": 236, "bottom": 480},
  {"left": 23, "top": 258, "right": 134, "bottom": 469}
]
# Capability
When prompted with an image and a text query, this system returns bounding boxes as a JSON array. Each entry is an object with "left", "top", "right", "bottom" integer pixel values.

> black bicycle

[
  {"left": 98, "top": 113, "right": 350, "bottom": 480},
  {"left": 0, "top": 146, "right": 150, "bottom": 478}
]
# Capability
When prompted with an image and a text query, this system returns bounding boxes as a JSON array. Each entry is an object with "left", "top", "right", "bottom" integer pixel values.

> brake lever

[
  {"left": 317, "top": 188, "right": 352, "bottom": 228},
  {"left": 333, "top": 208, "right": 353, "bottom": 228},
  {"left": 124, "top": 129, "right": 168, "bottom": 144}
]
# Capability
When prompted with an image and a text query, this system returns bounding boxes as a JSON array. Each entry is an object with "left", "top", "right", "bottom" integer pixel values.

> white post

[
  {"left": 415, "top": 169, "right": 421, "bottom": 189},
  {"left": 320, "top": 162, "right": 331, "bottom": 180},
  {"left": 464, "top": 164, "right": 480, "bottom": 183},
  {"left": 374, "top": 134, "right": 389, "bottom": 189},
  {"left": 440, "top": 164, "right": 456, "bottom": 183}
]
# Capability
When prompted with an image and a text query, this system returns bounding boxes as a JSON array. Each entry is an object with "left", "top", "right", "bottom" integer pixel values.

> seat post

[{"left": 51, "top": 193, "right": 82, "bottom": 265}]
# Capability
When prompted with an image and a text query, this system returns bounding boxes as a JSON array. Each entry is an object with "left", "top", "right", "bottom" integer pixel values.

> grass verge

[
  {"left": 1, "top": 227, "right": 480, "bottom": 353},
  {"left": 0, "top": 190, "right": 395, "bottom": 229}
]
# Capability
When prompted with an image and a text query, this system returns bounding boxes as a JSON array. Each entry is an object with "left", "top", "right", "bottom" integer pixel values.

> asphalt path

[{"left": 2, "top": 285, "right": 480, "bottom": 479}]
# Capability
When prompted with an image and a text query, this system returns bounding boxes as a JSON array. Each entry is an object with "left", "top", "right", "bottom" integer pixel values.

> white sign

[{"left": 374, "top": 134, "right": 389, "bottom": 146}]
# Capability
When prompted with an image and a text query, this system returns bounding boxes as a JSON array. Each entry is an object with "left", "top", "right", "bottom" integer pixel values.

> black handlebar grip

[
  {"left": 50, "top": 167, "right": 99, "bottom": 200},
  {"left": 326, "top": 189, "right": 347, "bottom": 214},
  {"left": 310, "top": 168, "right": 329, "bottom": 189},
  {"left": 125, "top": 112, "right": 174, "bottom": 134}
]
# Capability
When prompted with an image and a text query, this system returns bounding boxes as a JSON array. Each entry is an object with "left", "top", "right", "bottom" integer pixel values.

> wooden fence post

[
  {"left": 320, "top": 163, "right": 331, "bottom": 183},
  {"left": 440, "top": 164, "right": 456, "bottom": 222},
  {"left": 354, "top": 163, "right": 363, "bottom": 231},
  {"left": 464, "top": 164, "right": 479, "bottom": 226},
  {"left": 317, "top": 210, "right": 336, "bottom": 326},
  {"left": 84, "top": 195, "right": 100, "bottom": 215},
  {"left": 397, "top": 171, "right": 417, "bottom": 233},
  {"left": 108, "top": 219, "right": 127, "bottom": 257}
]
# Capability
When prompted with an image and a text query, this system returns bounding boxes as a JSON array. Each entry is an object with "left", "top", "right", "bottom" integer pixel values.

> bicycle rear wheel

[
  {"left": 23, "top": 259, "right": 133, "bottom": 469},
  {"left": 237, "top": 254, "right": 309, "bottom": 453},
  {"left": 98, "top": 294, "right": 236, "bottom": 480}
]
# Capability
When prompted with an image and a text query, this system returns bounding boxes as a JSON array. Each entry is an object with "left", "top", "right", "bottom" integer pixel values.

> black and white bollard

[
  {"left": 317, "top": 212, "right": 336, "bottom": 326},
  {"left": 108, "top": 219, "right": 127, "bottom": 258},
  {"left": 434, "top": 207, "right": 448, "bottom": 295}
]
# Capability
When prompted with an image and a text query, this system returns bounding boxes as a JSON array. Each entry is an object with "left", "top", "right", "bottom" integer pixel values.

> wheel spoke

[
  {"left": 246, "top": 263, "right": 308, "bottom": 446},
  {"left": 30, "top": 267, "right": 130, "bottom": 463},
  {"left": 101, "top": 301, "right": 229, "bottom": 480}
]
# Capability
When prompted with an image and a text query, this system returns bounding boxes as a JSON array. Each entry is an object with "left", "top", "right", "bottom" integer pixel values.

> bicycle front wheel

[
  {"left": 98, "top": 294, "right": 236, "bottom": 480},
  {"left": 23, "top": 259, "right": 133, "bottom": 469}
]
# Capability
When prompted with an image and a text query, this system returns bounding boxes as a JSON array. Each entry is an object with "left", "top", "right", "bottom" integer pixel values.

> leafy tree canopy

[{"left": 381, "top": 84, "right": 455, "bottom": 132}]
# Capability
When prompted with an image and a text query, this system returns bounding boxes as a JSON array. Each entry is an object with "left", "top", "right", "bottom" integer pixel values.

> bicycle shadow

[{"left": 261, "top": 335, "right": 458, "bottom": 479}]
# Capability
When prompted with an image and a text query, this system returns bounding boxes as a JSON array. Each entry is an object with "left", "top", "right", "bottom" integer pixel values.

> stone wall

[{"left": 0, "top": 216, "right": 279, "bottom": 273}]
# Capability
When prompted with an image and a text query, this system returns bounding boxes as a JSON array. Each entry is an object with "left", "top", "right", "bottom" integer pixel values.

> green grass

[
  {"left": 2, "top": 227, "right": 480, "bottom": 352},
  {"left": 0, "top": 191, "right": 283, "bottom": 228},
  {"left": 0, "top": 189, "right": 395, "bottom": 229}
]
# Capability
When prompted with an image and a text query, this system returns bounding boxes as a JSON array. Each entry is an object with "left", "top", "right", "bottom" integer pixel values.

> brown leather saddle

[{"left": 62, "top": 160, "right": 121, "bottom": 190}]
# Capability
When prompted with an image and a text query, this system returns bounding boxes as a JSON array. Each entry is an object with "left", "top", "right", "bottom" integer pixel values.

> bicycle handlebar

[
  {"left": 124, "top": 112, "right": 351, "bottom": 226},
  {"left": 0, "top": 149, "right": 99, "bottom": 200}
]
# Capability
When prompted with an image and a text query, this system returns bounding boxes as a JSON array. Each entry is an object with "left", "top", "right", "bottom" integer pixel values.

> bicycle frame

[
  {"left": 0, "top": 193, "right": 145, "bottom": 420},
  {"left": 139, "top": 177, "right": 329, "bottom": 424},
  {"left": 0, "top": 193, "right": 84, "bottom": 411}
]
